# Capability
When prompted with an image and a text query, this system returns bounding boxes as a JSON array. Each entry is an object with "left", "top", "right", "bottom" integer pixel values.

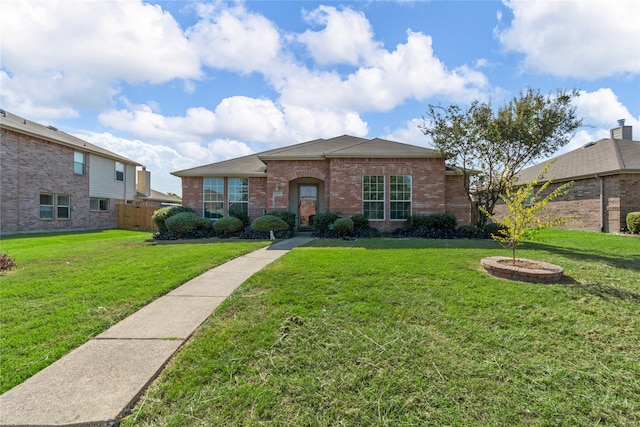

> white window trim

[
  {"left": 390, "top": 175, "right": 412, "bottom": 221},
  {"left": 362, "top": 175, "right": 385, "bottom": 221},
  {"left": 203, "top": 177, "right": 225, "bottom": 219},
  {"left": 227, "top": 178, "right": 249, "bottom": 216}
]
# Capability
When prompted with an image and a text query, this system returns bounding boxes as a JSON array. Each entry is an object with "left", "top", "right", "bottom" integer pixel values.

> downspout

[{"left": 596, "top": 174, "right": 604, "bottom": 232}]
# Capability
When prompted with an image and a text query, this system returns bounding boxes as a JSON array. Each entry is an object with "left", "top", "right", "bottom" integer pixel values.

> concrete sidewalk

[{"left": 0, "top": 236, "right": 313, "bottom": 427}]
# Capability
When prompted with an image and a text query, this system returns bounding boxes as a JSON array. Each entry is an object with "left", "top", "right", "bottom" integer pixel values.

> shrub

[
  {"left": 458, "top": 224, "right": 480, "bottom": 238},
  {"left": 213, "top": 216, "right": 244, "bottom": 236},
  {"left": 266, "top": 211, "right": 296, "bottom": 230},
  {"left": 407, "top": 213, "right": 457, "bottom": 231},
  {"left": 313, "top": 211, "right": 341, "bottom": 233},
  {"left": 229, "top": 208, "right": 250, "bottom": 228},
  {"left": 483, "top": 222, "right": 507, "bottom": 238},
  {"left": 251, "top": 215, "right": 290, "bottom": 232},
  {"left": 333, "top": 218, "right": 354, "bottom": 236},
  {"left": 350, "top": 214, "right": 370, "bottom": 230},
  {"left": 152, "top": 205, "right": 196, "bottom": 232},
  {"left": 0, "top": 253, "right": 17, "bottom": 273},
  {"left": 627, "top": 212, "right": 640, "bottom": 233},
  {"left": 165, "top": 212, "right": 212, "bottom": 234}
]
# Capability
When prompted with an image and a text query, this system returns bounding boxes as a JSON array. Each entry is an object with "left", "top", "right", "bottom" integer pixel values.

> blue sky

[{"left": 2, "top": 0, "right": 639, "bottom": 195}]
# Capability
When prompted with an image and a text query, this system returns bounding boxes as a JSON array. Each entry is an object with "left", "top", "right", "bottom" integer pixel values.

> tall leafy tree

[{"left": 421, "top": 87, "right": 582, "bottom": 227}]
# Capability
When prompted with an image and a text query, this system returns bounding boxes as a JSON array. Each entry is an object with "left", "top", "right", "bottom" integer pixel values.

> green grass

[
  {"left": 0, "top": 230, "right": 270, "bottom": 393},
  {"left": 122, "top": 230, "right": 639, "bottom": 426}
]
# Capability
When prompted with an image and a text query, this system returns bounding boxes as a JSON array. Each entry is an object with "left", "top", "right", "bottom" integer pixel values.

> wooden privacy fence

[{"left": 117, "top": 204, "right": 158, "bottom": 231}]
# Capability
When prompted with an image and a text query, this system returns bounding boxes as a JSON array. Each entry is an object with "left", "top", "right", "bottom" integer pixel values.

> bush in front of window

[
  {"left": 350, "top": 214, "right": 370, "bottom": 231},
  {"left": 153, "top": 205, "right": 196, "bottom": 232},
  {"left": 214, "top": 216, "right": 244, "bottom": 237},
  {"left": 251, "top": 215, "right": 290, "bottom": 233},
  {"left": 626, "top": 212, "right": 640, "bottom": 233},
  {"left": 229, "top": 208, "right": 250, "bottom": 227},
  {"left": 0, "top": 253, "right": 17, "bottom": 274},
  {"left": 165, "top": 212, "right": 213, "bottom": 234},
  {"left": 406, "top": 213, "right": 457, "bottom": 231}
]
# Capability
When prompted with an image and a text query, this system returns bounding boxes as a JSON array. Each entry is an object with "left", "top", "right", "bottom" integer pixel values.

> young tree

[
  {"left": 482, "top": 162, "right": 574, "bottom": 262},
  {"left": 421, "top": 87, "right": 582, "bottom": 227}
]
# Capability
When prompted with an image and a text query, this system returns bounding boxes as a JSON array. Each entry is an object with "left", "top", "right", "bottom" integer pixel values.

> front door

[{"left": 299, "top": 184, "right": 318, "bottom": 229}]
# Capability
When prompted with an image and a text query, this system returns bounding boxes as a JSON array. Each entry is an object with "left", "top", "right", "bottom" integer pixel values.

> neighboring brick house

[
  {"left": 172, "top": 135, "right": 471, "bottom": 231},
  {"left": 1, "top": 110, "right": 147, "bottom": 234},
  {"left": 494, "top": 121, "right": 640, "bottom": 233}
]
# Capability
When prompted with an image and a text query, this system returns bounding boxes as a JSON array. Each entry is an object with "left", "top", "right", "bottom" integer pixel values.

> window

[
  {"left": 90, "top": 197, "right": 109, "bottom": 211},
  {"left": 74, "top": 151, "right": 85, "bottom": 174},
  {"left": 40, "top": 193, "right": 54, "bottom": 219},
  {"left": 203, "top": 178, "right": 224, "bottom": 219},
  {"left": 390, "top": 175, "right": 412, "bottom": 220},
  {"left": 363, "top": 175, "right": 385, "bottom": 220},
  {"left": 57, "top": 195, "right": 70, "bottom": 219},
  {"left": 228, "top": 178, "right": 249, "bottom": 217},
  {"left": 115, "top": 162, "right": 124, "bottom": 182}
]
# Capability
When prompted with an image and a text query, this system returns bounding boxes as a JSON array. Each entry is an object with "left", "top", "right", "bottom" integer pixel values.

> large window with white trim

[
  {"left": 40, "top": 193, "right": 54, "bottom": 219},
  {"left": 57, "top": 194, "right": 71, "bottom": 219},
  {"left": 228, "top": 178, "right": 249, "bottom": 217},
  {"left": 203, "top": 178, "right": 224, "bottom": 219},
  {"left": 90, "top": 197, "right": 109, "bottom": 211},
  {"left": 115, "top": 162, "right": 124, "bottom": 182},
  {"left": 363, "top": 175, "right": 385, "bottom": 220},
  {"left": 390, "top": 175, "right": 412, "bottom": 220}
]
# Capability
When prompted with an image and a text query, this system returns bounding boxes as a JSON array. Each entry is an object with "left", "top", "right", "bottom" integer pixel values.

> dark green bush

[
  {"left": 266, "top": 211, "right": 296, "bottom": 230},
  {"left": 483, "top": 222, "right": 507, "bottom": 238},
  {"left": 152, "top": 205, "right": 196, "bottom": 232},
  {"left": 229, "top": 208, "right": 250, "bottom": 227},
  {"left": 407, "top": 213, "right": 457, "bottom": 230},
  {"left": 165, "top": 212, "right": 212, "bottom": 234},
  {"left": 333, "top": 218, "right": 354, "bottom": 236},
  {"left": 313, "top": 211, "right": 341, "bottom": 233},
  {"left": 251, "top": 215, "right": 290, "bottom": 232},
  {"left": 626, "top": 212, "right": 640, "bottom": 233},
  {"left": 350, "top": 214, "right": 370, "bottom": 230},
  {"left": 458, "top": 224, "right": 480, "bottom": 238},
  {"left": 213, "top": 216, "right": 244, "bottom": 235}
]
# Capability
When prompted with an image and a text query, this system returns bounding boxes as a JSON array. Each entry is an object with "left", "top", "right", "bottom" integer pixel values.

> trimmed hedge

[
  {"left": 251, "top": 215, "right": 290, "bottom": 232},
  {"left": 313, "top": 211, "right": 341, "bottom": 233},
  {"left": 333, "top": 218, "right": 354, "bottom": 236},
  {"left": 406, "top": 213, "right": 457, "bottom": 231},
  {"left": 165, "top": 212, "right": 212, "bottom": 234},
  {"left": 350, "top": 214, "right": 370, "bottom": 230},
  {"left": 152, "top": 205, "right": 196, "bottom": 232},
  {"left": 266, "top": 211, "right": 297, "bottom": 230},
  {"left": 229, "top": 208, "right": 250, "bottom": 227},
  {"left": 627, "top": 212, "right": 640, "bottom": 233},
  {"left": 214, "top": 216, "right": 244, "bottom": 235}
]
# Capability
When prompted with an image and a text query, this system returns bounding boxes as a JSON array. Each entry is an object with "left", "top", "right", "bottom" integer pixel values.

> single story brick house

[
  {"left": 1, "top": 110, "right": 149, "bottom": 234},
  {"left": 172, "top": 135, "right": 471, "bottom": 231},
  {"left": 494, "top": 121, "right": 640, "bottom": 233}
]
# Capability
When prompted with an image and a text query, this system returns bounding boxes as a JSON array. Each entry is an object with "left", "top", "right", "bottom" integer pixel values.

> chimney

[
  {"left": 136, "top": 167, "right": 151, "bottom": 197},
  {"left": 610, "top": 119, "right": 632, "bottom": 140}
]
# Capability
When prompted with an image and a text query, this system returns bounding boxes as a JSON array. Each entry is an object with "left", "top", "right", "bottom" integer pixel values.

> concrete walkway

[{"left": 0, "top": 236, "right": 313, "bottom": 427}]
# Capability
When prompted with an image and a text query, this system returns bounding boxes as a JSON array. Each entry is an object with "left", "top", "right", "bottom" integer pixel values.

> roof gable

[
  {"left": 0, "top": 110, "right": 141, "bottom": 166},
  {"left": 517, "top": 138, "right": 640, "bottom": 183},
  {"left": 173, "top": 135, "right": 440, "bottom": 177}
]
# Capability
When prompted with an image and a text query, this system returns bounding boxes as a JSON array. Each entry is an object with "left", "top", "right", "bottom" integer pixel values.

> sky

[{"left": 1, "top": 0, "right": 639, "bottom": 196}]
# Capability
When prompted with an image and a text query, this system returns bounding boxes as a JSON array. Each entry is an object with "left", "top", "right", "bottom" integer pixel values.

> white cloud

[
  {"left": 381, "top": 118, "right": 427, "bottom": 147},
  {"left": 498, "top": 0, "right": 640, "bottom": 78},
  {"left": 298, "top": 6, "right": 382, "bottom": 65},
  {"left": 0, "top": 0, "right": 200, "bottom": 118},
  {"left": 574, "top": 88, "right": 639, "bottom": 127},
  {"left": 188, "top": 2, "right": 281, "bottom": 74}
]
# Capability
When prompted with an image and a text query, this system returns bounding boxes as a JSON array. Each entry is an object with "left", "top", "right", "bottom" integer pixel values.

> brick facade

[
  {"left": 493, "top": 174, "right": 640, "bottom": 232},
  {"left": 1, "top": 128, "right": 121, "bottom": 234},
  {"left": 180, "top": 156, "right": 472, "bottom": 231}
]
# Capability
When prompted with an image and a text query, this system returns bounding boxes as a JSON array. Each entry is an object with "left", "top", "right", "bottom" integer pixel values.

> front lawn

[
  {"left": 0, "top": 230, "right": 270, "bottom": 393},
  {"left": 123, "top": 230, "right": 639, "bottom": 426}
]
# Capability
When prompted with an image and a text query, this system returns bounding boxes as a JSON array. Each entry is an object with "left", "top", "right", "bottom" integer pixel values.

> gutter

[{"left": 596, "top": 174, "right": 604, "bottom": 232}]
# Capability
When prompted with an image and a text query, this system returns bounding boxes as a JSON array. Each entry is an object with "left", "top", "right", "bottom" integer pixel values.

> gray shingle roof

[
  {"left": 172, "top": 135, "right": 440, "bottom": 177},
  {"left": 0, "top": 110, "right": 142, "bottom": 166},
  {"left": 517, "top": 138, "right": 640, "bottom": 184}
]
